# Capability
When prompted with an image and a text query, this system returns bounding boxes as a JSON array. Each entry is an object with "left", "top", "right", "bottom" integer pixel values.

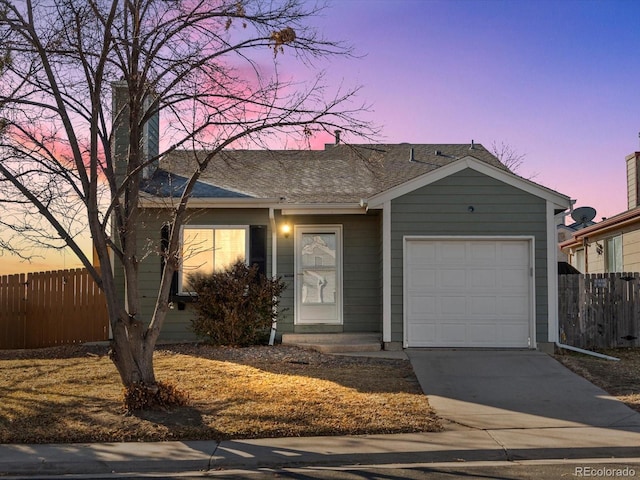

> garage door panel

[
  {"left": 501, "top": 242, "right": 530, "bottom": 262},
  {"left": 468, "top": 269, "right": 498, "bottom": 289},
  {"left": 498, "top": 324, "right": 530, "bottom": 345},
  {"left": 440, "top": 323, "right": 467, "bottom": 344},
  {"left": 407, "top": 242, "right": 436, "bottom": 262},
  {"left": 440, "top": 295, "right": 468, "bottom": 315},
  {"left": 500, "top": 268, "right": 528, "bottom": 289},
  {"left": 469, "top": 243, "right": 497, "bottom": 264},
  {"left": 440, "top": 242, "right": 467, "bottom": 262},
  {"left": 408, "top": 295, "right": 436, "bottom": 315},
  {"left": 468, "top": 295, "right": 498, "bottom": 315},
  {"left": 498, "top": 295, "right": 529, "bottom": 316},
  {"left": 405, "top": 239, "right": 532, "bottom": 348},
  {"left": 440, "top": 269, "right": 467, "bottom": 289},
  {"left": 408, "top": 322, "right": 436, "bottom": 342},
  {"left": 408, "top": 267, "right": 436, "bottom": 288},
  {"left": 466, "top": 324, "right": 498, "bottom": 344}
]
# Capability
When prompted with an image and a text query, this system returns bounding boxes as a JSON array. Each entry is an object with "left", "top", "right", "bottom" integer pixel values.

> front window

[
  {"left": 180, "top": 226, "right": 248, "bottom": 292},
  {"left": 574, "top": 248, "right": 585, "bottom": 273},
  {"left": 605, "top": 235, "right": 622, "bottom": 273}
]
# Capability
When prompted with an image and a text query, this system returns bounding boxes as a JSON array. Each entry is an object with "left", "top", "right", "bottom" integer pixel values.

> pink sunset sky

[
  {"left": 1, "top": 0, "right": 638, "bottom": 274},
  {"left": 309, "top": 0, "right": 638, "bottom": 220}
]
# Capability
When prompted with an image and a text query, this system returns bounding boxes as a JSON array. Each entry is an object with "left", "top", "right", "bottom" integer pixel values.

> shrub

[{"left": 188, "top": 261, "right": 287, "bottom": 346}]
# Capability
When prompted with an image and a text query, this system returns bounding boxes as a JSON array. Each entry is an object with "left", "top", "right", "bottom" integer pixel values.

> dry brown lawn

[
  {"left": 4, "top": 343, "right": 638, "bottom": 445},
  {"left": 0, "top": 344, "right": 442, "bottom": 444},
  {"left": 555, "top": 347, "right": 640, "bottom": 413}
]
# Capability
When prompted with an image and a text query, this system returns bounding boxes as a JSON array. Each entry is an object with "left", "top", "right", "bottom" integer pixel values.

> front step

[{"left": 281, "top": 333, "right": 382, "bottom": 354}]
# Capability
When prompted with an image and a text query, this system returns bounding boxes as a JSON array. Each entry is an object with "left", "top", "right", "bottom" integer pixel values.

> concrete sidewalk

[{"left": 2, "top": 426, "right": 640, "bottom": 476}]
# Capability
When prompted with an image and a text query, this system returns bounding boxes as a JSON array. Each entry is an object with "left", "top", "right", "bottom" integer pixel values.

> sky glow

[
  {"left": 307, "top": 0, "right": 639, "bottom": 220},
  {"left": 1, "top": 0, "right": 638, "bottom": 274}
]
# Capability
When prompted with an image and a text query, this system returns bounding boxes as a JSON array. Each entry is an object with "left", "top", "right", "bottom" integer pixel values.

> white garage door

[{"left": 405, "top": 238, "right": 532, "bottom": 348}]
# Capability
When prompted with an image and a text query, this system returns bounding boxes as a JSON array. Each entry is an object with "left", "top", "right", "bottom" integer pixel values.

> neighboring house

[
  {"left": 113, "top": 92, "right": 571, "bottom": 352},
  {"left": 561, "top": 152, "right": 640, "bottom": 274},
  {"left": 557, "top": 204, "right": 596, "bottom": 263}
]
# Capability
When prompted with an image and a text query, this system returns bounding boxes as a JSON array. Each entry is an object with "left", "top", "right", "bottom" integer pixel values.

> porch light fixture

[{"left": 282, "top": 223, "right": 291, "bottom": 238}]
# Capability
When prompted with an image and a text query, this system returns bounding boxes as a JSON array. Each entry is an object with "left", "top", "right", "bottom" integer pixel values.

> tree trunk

[{"left": 109, "top": 313, "right": 157, "bottom": 388}]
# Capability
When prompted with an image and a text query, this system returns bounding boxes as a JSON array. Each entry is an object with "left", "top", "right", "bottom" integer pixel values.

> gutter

[
  {"left": 139, "top": 196, "right": 282, "bottom": 208},
  {"left": 555, "top": 342, "right": 619, "bottom": 361}
]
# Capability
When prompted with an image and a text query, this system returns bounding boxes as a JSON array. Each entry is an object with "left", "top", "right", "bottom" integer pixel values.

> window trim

[
  {"left": 605, "top": 234, "right": 623, "bottom": 273},
  {"left": 179, "top": 224, "right": 250, "bottom": 294},
  {"left": 574, "top": 247, "right": 585, "bottom": 273}
]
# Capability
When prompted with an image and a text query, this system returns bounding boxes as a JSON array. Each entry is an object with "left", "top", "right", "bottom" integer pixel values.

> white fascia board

[
  {"left": 139, "top": 195, "right": 367, "bottom": 213},
  {"left": 281, "top": 204, "right": 367, "bottom": 215},
  {"left": 367, "top": 156, "right": 571, "bottom": 209}
]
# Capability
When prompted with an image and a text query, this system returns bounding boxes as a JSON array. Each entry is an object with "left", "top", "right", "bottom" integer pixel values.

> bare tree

[
  {"left": 490, "top": 141, "right": 526, "bottom": 173},
  {"left": 0, "top": 0, "right": 373, "bottom": 401}
]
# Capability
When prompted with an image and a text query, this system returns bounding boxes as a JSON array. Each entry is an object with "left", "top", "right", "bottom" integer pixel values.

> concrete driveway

[{"left": 406, "top": 349, "right": 640, "bottom": 430}]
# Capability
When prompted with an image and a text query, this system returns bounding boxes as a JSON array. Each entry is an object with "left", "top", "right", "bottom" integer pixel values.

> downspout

[
  {"left": 269, "top": 208, "right": 278, "bottom": 346},
  {"left": 583, "top": 237, "right": 589, "bottom": 274},
  {"left": 555, "top": 342, "right": 619, "bottom": 361}
]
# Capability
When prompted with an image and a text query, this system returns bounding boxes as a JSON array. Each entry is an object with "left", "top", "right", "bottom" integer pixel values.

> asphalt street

[{"left": 3, "top": 458, "right": 640, "bottom": 480}]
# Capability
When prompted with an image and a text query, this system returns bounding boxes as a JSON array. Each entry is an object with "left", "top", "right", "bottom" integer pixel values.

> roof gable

[{"left": 366, "top": 156, "right": 570, "bottom": 209}]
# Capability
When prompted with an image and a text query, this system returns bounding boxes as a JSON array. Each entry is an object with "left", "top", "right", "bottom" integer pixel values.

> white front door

[{"left": 295, "top": 225, "right": 343, "bottom": 324}]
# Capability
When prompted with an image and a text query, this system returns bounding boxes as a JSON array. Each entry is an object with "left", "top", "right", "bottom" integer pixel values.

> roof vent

[
  {"left": 409, "top": 147, "right": 415, "bottom": 162},
  {"left": 435, "top": 150, "right": 441, "bottom": 156},
  {"left": 334, "top": 130, "right": 342, "bottom": 145},
  {"left": 470, "top": 139, "right": 475, "bottom": 149}
]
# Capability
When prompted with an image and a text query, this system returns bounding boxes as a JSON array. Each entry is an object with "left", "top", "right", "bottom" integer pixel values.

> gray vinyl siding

[
  {"left": 390, "top": 168, "right": 548, "bottom": 344},
  {"left": 275, "top": 211, "right": 382, "bottom": 334},
  {"left": 122, "top": 208, "right": 381, "bottom": 342},
  {"left": 133, "top": 208, "right": 272, "bottom": 342}
]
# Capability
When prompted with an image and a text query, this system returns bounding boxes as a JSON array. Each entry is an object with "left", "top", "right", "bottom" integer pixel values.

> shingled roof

[{"left": 152, "top": 143, "right": 508, "bottom": 204}]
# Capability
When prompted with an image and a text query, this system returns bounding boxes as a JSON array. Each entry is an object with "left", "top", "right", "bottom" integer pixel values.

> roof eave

[
  {"left": 139, "top": 194, "right": 367, "bottom": 212},
  {"left": 139, "top": 194, "right": 280, "bottom": 209},
  {"left": 281, "top": 204, "right": 367, "bottom": 215}
]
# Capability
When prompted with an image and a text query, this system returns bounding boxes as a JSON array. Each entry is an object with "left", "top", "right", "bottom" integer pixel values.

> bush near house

[{"left": 188, "top": 261, "right": 286, "bottom": 346}]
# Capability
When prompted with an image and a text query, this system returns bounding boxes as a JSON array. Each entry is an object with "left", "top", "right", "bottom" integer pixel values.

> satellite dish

[{"left": 571, "top": 206, "right": 597, "bottom": 225}]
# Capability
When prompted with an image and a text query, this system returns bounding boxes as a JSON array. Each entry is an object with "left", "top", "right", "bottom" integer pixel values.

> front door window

[{"left": 295, "top": 226, "right": 342, "bottom": 324}]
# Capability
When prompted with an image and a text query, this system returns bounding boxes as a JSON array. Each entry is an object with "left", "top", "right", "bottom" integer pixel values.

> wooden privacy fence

[
  {"left": 0, "top": 268, "right": 109, "bottom": 349},
  {"left": 559, "top": 273, "right": 640, "bottom": 349}
]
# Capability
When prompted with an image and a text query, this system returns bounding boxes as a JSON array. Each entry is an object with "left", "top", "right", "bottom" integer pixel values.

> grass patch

[
  {"left": 555, "top": 347, "right": 640, "bottom": 413},
  {"left": 0, "top": 344, "right": 441, "bottom": 444}
]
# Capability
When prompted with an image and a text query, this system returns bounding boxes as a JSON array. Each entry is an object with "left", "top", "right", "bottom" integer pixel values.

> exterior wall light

[{"left": 282, "top": 223, "right": 291, "bottom": 238}]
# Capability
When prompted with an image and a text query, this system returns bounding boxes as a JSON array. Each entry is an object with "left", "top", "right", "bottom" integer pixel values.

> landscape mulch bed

[{"left": 0, "top": 344, "right": 442, "bottom": 444}]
